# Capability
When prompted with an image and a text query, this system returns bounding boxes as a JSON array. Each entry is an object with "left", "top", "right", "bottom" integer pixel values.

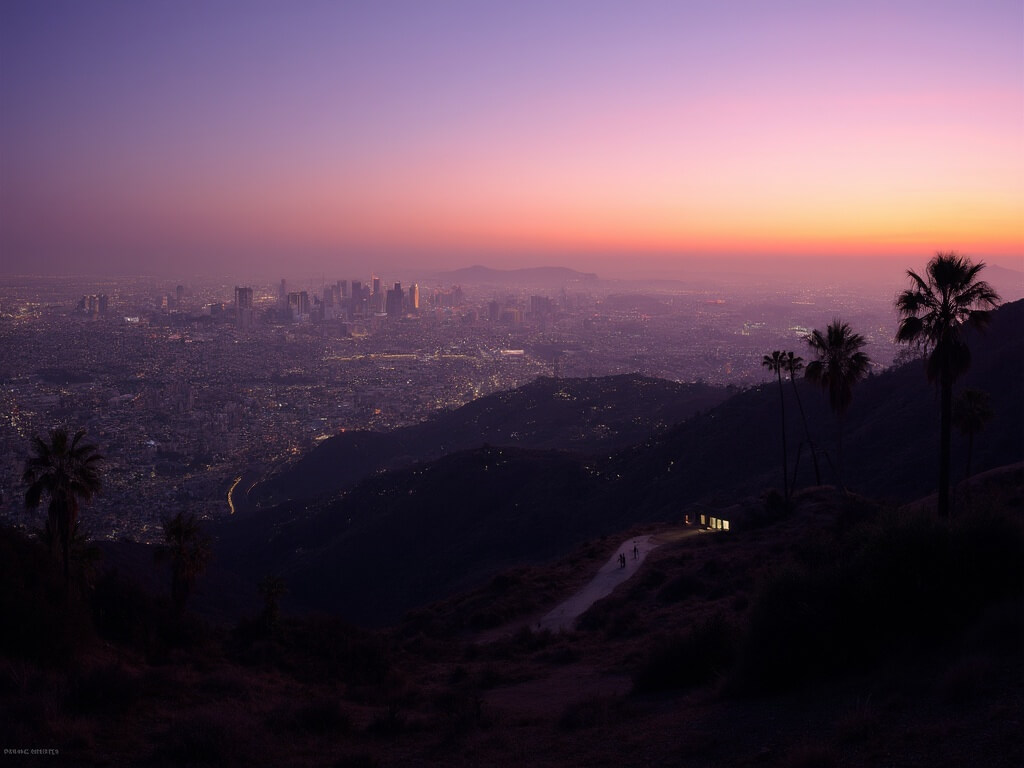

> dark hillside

[
  {"left": 604, "top": 298, "right": 1024, "bottom": 514},
  {"left": 220, "top": 447, "right": 609, "bottom": 624},
  {"left": 2, "top": 471, "right": 1020, "bottom": 767},
  {"left": 218, "top": 300, "right": 1023, "bottom": 625},
  {"left": 250, "top": 374, "right": 727, "bottom": 506}
]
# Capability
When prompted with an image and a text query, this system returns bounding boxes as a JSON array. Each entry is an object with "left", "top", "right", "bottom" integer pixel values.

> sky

[{"left": 1, "top": 0, "right": 1021, "bottom": 281}]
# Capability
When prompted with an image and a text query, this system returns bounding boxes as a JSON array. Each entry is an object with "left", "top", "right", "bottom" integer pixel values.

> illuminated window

[{"left": 723, "top": 519, "right": 730, "bottom": 531}]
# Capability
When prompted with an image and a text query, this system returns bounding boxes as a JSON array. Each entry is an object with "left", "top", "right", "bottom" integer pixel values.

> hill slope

[
  {"left": 219, "top": 300, "right": 1024, "bottom": 625},
  {"left": 248, "top": 374, "right": 727, "bottom": 507}
]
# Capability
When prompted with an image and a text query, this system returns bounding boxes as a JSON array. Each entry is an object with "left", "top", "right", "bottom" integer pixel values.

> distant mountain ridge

[
  {"left": 433, "top": 265, "right": 599, "bottom": 284},
  {"left": 984, "top": 262, "right": 1024, "bottom": 302}
]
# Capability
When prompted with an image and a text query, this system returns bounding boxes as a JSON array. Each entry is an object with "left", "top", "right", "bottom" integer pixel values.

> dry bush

[
  {"left": 67, "top": 662, "right": 143, "bottom": 716},
  {"left": 632, "top": 613, "right": 737, "bottom": 693},
  {"left": 557, "top": 693, "right": 628, "bottom": 732}
]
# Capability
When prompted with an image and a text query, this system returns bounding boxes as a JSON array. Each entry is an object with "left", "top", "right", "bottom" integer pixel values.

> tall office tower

[
  {"left": 176, "top": 285, "right": 185, "bottom": 306},
  {"left": 322, "top": 285, "right": 335, "bottom": 320},
  {"left": 338, "top": 280, "right": 348, "bottom": 298},
  {"left": 385, "top": 282, "right": 404, "bottom": 317},
  {"left": 234, "top": 286, "right": 253, "bottom": 308},
  {"left": 279, "top": 279, "right": 288, "bottom": 308},
  {"left": 372, "top": 275, "right": 382, "bottom": 297},
  {"left": 350, "top": 281, "right": 363, "bottom": 316},
  {"left": 97, "top": 294, "right": 108, "bottom": 315},
  {"left": 409, "top": 282, "right": 419, "bottom": 311},
  {"left": 530, "top": 295, "right": 553, "bottom": 317},
  {"left": 287, "top": 291, "right": 311, "bottom": 319},
  {"left": 234, "top": 286, "right": 254, "bottom": 327}
]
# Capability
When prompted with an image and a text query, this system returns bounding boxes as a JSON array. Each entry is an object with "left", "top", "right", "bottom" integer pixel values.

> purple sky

[{"left": 1, "top": 1, "right": 1021, "bottom": 280}]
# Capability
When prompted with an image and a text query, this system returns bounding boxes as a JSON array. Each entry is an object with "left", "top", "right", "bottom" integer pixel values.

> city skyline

[{"left": 1, "top": 1, "right": 1021, "bottom": 279}]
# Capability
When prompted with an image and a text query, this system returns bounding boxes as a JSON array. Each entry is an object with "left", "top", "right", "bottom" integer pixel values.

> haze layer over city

[{"left": 1, "top": 0, "right": 1022, "bottom": 539}]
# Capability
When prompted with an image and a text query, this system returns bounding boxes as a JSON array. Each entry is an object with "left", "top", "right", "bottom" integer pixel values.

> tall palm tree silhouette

[
  {"left": 23, "top": 427, "right": 103, "bottom": 588},
  {"left": 784, "top": 351, "right": 821, "bottom": 486},
  {"left": 895, "top": 253, "right": 999, "bottom": 518},
  {"left": 762, "top": 351, "right": 789, "bottom": 505},
  {"left": 804, "top": 321, "right": 870, "bottom": 488}
]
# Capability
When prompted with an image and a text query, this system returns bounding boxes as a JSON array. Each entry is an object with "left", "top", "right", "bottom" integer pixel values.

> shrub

[
  {"left": 333, "top": 754, "right": 379, "bottom": 768},
  {"left": 91, "top": 568, "right": 159, "bottom": 650},
  {"left": 365, "top": 704, "right": 405, "bottom": 737},
  {"left": 734, "top": 507, "right": 1024, "bottom": 693},
  {"left": 633, "top": 613, "right": 737, "bottom": 692},
  {"left": 656, "top": 570, "right": 705, "bottom": 603},
  {"left": 154, "top": 717, "right": 237, "bottom": 766},
  {"left": 0, "top": 527, "right": 95, "bottom": 666},
  {"left": 292, "top": 697, "right": 352, "bottom": 735},
  {"left": 67, "top": 663, "right": 142, "bottom": 715},
  {"left": 558, "top": 694, "right": 626, "bottom": 731}
]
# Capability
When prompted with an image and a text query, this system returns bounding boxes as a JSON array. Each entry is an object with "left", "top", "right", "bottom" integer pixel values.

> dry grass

[{"left": 1, "top": 481, "right": 1021, "bottom": 767}]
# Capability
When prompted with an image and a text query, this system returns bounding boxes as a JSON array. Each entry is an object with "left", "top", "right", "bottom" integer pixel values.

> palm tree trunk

[
  {"left": 62, "top": 534, "right": 71, "bottom": 590},
  {"left": 837, "top": 412, "right": 845, "bottom": 492},
  {"left": 776, "top": 370, "right": 789, "bottom": 505},
  {"left": 939, "top": 375, "right": 952, "bottom": 519},
  {"left": 790, "top": 378, "right": 821, "bottom": 485}
]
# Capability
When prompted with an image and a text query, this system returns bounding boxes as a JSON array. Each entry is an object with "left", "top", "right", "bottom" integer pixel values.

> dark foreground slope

[
  {"left": 248, "top": 374, "right": 727, "bottom": 507},
  {"left": 3, "top": 470, "right": 1021, "bottom": 767},
  {"left": 218, "top": 300, "right": 1023, "bottom": 625}
]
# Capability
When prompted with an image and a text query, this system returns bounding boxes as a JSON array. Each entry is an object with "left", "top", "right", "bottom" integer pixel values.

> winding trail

[
  {"left": 479, "top": 527, "right": 704, "bottom": 716},
  {"left": 537, "top": 528, "right": 701, "bottom": 632}
]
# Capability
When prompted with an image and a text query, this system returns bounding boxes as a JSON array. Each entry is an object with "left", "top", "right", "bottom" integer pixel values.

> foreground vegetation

[{"left": 2, "top": 471, "right": 1020, "bottom": 767}]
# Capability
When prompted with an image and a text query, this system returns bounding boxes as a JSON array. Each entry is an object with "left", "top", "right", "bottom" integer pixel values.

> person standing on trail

[{"left": 633, "top": 542, "right": 638, "bottom": 560}]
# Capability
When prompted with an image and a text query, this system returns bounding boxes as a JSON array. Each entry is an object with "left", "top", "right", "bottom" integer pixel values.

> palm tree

[
  {"left": 804, "top": 320, "right": 870, "bottom": 488},
  {"left": 952, "top": 388, "right": 993, "bottom": 483},
  {"left": 762, "top": 351, "right": 790, "bottom": 505},
  {"left": 895, "top": 253, "right": 1000, "bottom": 518},
  {"left": 156, "top": 511, "right": 211, "bottom": 614},
  {"left": 784, "top": 351, "right": 821, "bottom": 486},
  {"left": 23, "top": 427, "right": 103, "bottom": 588}
]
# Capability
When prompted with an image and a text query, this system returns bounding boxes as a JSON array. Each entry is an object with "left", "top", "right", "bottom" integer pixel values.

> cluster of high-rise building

[
  {"left": 256, "top": 276, "right": 421, "bottom": 327},
  {"left": 75, "top": 294, "right": 109, "bottom": 317},
  {"left": 0, "top": 272, "right": 905, "bottom": 542}
]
